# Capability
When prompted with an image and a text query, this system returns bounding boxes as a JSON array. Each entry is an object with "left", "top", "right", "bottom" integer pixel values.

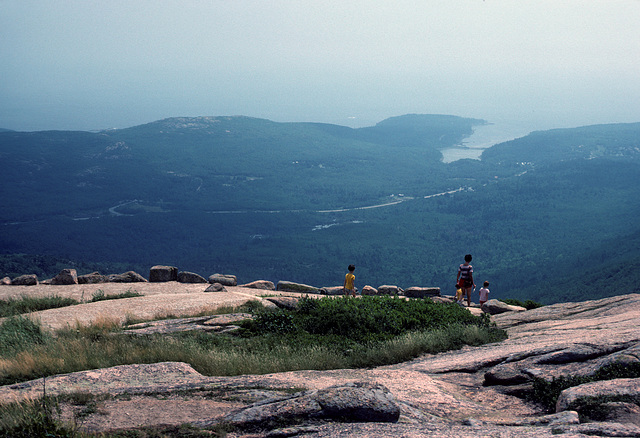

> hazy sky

[{"left": 1, "top": 0, "right": 639, "bottom": 132}]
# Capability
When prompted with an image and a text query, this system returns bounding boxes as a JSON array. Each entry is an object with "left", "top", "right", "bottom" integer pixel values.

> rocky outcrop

[
  {"left": 11, "top": 274, "right": 38, "bottom": 285},
  {"left": 223, "top": 382, "right": 400, "bottom": 428},
  {"left": 556, "top": 377, "right": 640, "bottom": 413},
  {"left": 1, "top": 288, "right": 639, "bottom": 438},
  {"left": 482, "top": 299, "right": 526, "bottom": 315},
  {"left": 276, "top": 281, "right": 320, "bottom": 294},
  {"left": 240, "top": 280, "right": 275, "bottom": 290},
  {"left": 124, "top": 314, "right": 251, "bottom": 335},
  {"left": 403, "top": 287, "right": 440, "bottom": 298},
  {"left": 177, "top": 271, "right": 207, "bottom": 283},
  {"left": 50, "top": 269, "right": 78, "bottom": 285},
  {"left": 107, "top": 271, "right": 147, "bottom": 283},
  {"left": 149, "top": 265, "right": 178, "bottom": 282},
  {"left": 78, "top": 272, "right": 107, "bottom": 284},
  {"left": 208, "top": 274, "right": 237, "bottom": 286}
]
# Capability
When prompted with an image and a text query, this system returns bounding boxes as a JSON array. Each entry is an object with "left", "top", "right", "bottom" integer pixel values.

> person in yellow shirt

[{"left": 343, "top": 264, "right": 356, "bottom": 297}]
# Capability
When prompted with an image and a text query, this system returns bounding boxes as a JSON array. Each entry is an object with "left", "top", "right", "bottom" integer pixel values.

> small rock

[
  {"left": 361, "top": 285, "right": 378, "bottom": 295},
  {"left": 1, "top": 276, "right": 12, "bottom": 285},
  {"left": 50, "top": 269, "right": 78, "bottom": 285},
  {"left": 319, "top": 286, "right": 345, "bottom": 295},
  {"left": 204, "top": 283, "right": 226, "bottom": 292},
  {"left": 11, "top": 274, "right": 38, "bottom": 286},
  {"left": 177, "top": 271, "right": 207, "bottom": 283},
  {"left": 108, "top": 271, "right": 148, "bottom": 283},
  {"left": 481, "top": 299, "right": 526, "bottom": 315},
  {"left": 240, "top": 280, "right": 276, "bottom": 291},
  {"left": 377, "top": 285, "right": 402, "bottom": 295},
  {"left": 266, "top": 297, "right": 299, "bottom": 310},
  {"left": 276, "top": 281, "right": 320, "bottom": 293},
  {"left": 149, "top": 265, "right": 178, "bottom": 282},
  {"left": 403, "top": 287, "right": 440, "bottom": 298},
  {"left": 208, "top": 274, "right": 237, "bottom": 286},
  {"left": 78, "top": 272, "right": 107, "bottom": 284}
]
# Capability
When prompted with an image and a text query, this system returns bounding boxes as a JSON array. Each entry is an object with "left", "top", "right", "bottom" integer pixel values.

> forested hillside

[{"left": 1, "top": 116, "right": 638, "bottom": 304}]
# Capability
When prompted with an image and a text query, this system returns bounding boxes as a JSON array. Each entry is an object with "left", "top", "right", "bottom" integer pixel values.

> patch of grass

[
  {"left": 530, "top": 361, "right": 640, "bottom": 412},
  {"left": 0, "top": 295, "right": 79, "bottom": 317},
  {"left": 90, "top": 288, "right": 143, "bottom": 302},
  {"left": 0, "top": 296, "right": 506, "bottom": 386},
  {"left": 0, "top": 396, "right": 82, "bottom": 438},
  {"left": 0, "top": 316, "right": 51, "bottom": 356}
]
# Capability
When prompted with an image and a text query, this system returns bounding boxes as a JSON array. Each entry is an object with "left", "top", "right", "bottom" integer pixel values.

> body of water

[{"left": 440, "top": 120, "right": 540, "bottom": 163}]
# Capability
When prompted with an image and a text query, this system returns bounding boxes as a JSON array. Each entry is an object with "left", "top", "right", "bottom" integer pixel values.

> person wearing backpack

[{"left": 456, "top": 254, "right": 475, "bottom": 307}]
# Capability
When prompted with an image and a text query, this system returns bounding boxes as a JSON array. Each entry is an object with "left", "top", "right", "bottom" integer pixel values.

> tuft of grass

[
  {"left": 0, "top": 396, "right": 81, "bottom": 438},
  {"left": 0, "top": 316, "right": 51, "bottom": 356},
  {"left": 0, "top": 295, "right": 79, "bottom": 317},
  {"left": 90, "top": 288, "right": 143, "bottom": 302}
]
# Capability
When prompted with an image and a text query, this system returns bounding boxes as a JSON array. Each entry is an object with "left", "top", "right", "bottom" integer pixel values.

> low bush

[{"left": 244, "top": 295, "right": 493, "bottom": 342}]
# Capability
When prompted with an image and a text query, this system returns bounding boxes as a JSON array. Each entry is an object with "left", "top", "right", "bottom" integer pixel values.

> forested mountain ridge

[
  {"left": 1, "top": 115, "right": 638, "bottom": 304},
  {"left": 0, "top": 114, "right": 484, "bottom": 221}
]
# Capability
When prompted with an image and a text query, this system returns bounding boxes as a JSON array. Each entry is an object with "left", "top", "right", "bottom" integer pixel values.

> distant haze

[{"left": 1, "top": 0, "right": 639, "bottom": 132}]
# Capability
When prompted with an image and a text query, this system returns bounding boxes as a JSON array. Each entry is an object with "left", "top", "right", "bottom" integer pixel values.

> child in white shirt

[{"left": 479, "top": 281, "right": 490, "bottom": 307}]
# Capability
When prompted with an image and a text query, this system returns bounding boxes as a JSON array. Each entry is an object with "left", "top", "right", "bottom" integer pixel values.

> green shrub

[{"left": 245, "top": 295, "right": 491, "bottom": 343}]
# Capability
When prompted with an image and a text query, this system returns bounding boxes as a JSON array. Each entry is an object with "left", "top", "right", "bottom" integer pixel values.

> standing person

[
  {"left": 344, "top": 264, "right": 356, "bottom": 297},
  {"left": 479, "top": 281, "right": 490, "bottom": 307},
  {"left": 456, "top": 254, "right": 474, "bottom": 307}
]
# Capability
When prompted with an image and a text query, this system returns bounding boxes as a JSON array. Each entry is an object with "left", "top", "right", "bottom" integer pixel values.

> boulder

[
  {"left": 208, "top": 274, "right": 237, "bottom": 286},
  {"left": 149, "top": 265, "right": 178, "bottom": 282},
  {"left": 11, "top": 274, "right": 38, "bottom": 286},
  {"left": 377, "top": 285, "right": 402, "bottom": 295},
  {"left": 266, "top": 297, "right": 300, "bottom": 310},
  {"left": 598, "top": 402, "right": 640, "bottom": 425},
  {"left": 1, "top": 276, "right": 11, "bottom": 285},
  {"left": 482, "top": 299, "right": 526, "bottom": 315},
  {"left": 177, "top": 271, "right": 207, "bottom": 284},
  {"left": 276, "top": 281, "right": 320, "bottom": 294},
  {"left": 319, "top": 286, "right": 346, "bottom": 295},
  {"left": 78, "top": 272, "right": 107, "bottom": 284},
  {"left": 204, "top": 283, "right": 226, "bottom": 292},
  {"left": 361, "top": 285, "right": 378, "bottom": 296},
  {"left": 108, "top": 271, "right": 148, "bottom": 283},
  {"left": 556, "top": 377, "right": 640, "bottom": 413},
  {"left": 50, "top": 269, "right": 78, "bottom": 285},
  {"left": 403, "top": 287, "right": 440, "bottom": 298},
  {"left": 240, "top": 280, "right": 275, "bottom": 291},
  {"left": 224, "top": 381, "right": 400, "bottom": 427}
]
